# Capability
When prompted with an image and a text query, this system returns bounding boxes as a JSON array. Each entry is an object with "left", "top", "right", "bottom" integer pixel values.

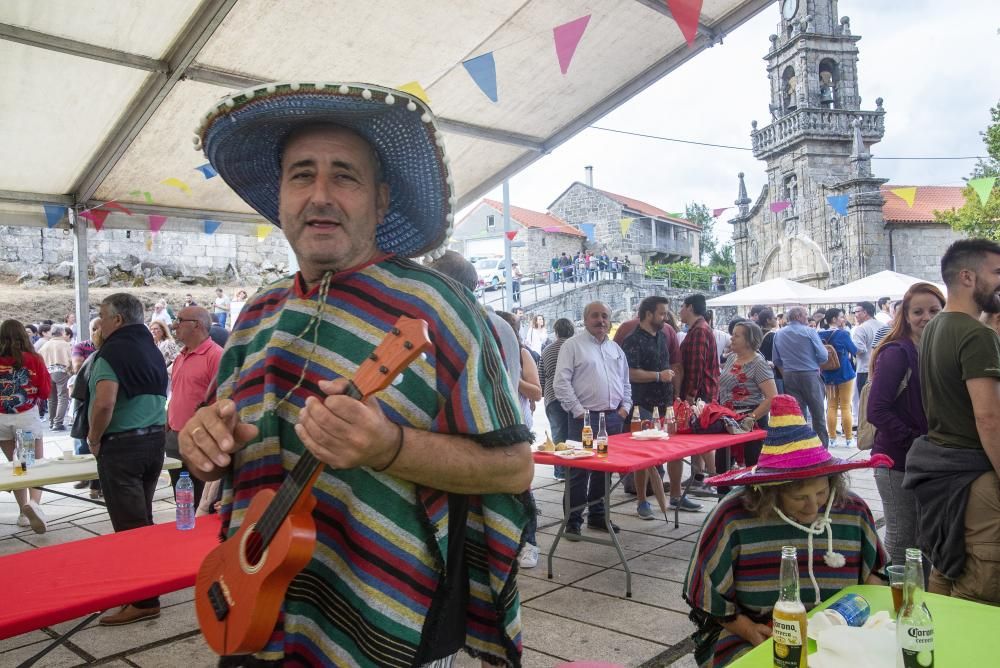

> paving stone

[
  {"left": 129, "top": 631, "right": 218, "bottom": 667},
  {"left": 651, "top": 540, "right": 699, "bottom": 561},
  {"left": 574, "top": 569, "right": 691, "bottom": 614},
  {"left": 515, "top": 572, "right": 564, "bottom": 602},
  {"left": 615, "top": 553, "right": 691, "bottom": 583},
  {"left": 0, "top": 628, "right": 51, "bottom": 652},
  {"left": 520, "top": 607, "right": 666, "bottom": 666},
  {"left": 0, "top": 640, "right": 85, "bottom": 667},
  {"left": 0, "top": 535, "right": 32, "bottom": 555},
  {"left": 519, "top": 555, "right": 606, "bottom": 585},
  {"left": 19, "top": 525, "right": 96, "bottom": 548},
  {"left": 534, "top": 530, "right": 644, "bottom": 568},
  {"left": 668, "top": 653, "right": 699, "bottom": 667},
  {"left": 66, "top": 598, "right": 200, "bottom": 658}
]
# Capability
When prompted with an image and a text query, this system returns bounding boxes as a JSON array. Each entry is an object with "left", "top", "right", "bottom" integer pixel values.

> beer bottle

[
  {"left": 596, "top": 412, "right": 608, "bottom": 455},
  {"left": 772, "top": 546, "right": 808, "bottom": 668},
  {"left": 897, "top": 547, "right": 934, "bottom": 668},
  {"left": 651, "top": 406, "right": 661, "bottom": 431},
  {"left": 12, "top": 439, "right": 26, "bottom": 476},
  {"left": 581, "top": 412, "right": 593, "bottom": 449},
  {"left": 630, "top": 410, "right": 642, "bottom": 433}
]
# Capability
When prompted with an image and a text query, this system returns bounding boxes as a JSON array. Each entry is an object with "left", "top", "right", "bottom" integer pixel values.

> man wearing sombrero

[
  {"left": 682, "top": 395, "right": 890, "bottom": 667},
  {"left": 179, "top": 83, "right": 534, "bottom": 667}
]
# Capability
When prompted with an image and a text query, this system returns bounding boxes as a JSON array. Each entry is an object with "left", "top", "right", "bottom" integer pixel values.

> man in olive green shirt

[
  {"left": 88, "top": 293, "right": 168, "bottom": 626},
  {"left": 910, "top": 239, "right": 1000, "bottom": 604}
]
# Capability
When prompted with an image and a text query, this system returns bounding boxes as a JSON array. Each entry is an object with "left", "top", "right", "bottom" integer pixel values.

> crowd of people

[
  {"left": 3, "top": 78, "right": 999, "bottom": 667},
  {"left": 550, "top": 250, "right": 631, "bottom": 283}
]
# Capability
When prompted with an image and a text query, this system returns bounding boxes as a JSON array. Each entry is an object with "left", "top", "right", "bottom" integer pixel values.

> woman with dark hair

[
  {"left": 683, "top": 396, "right": 889, "bottom": 666},
  {"left": 718, "top": 320, "right": 777, "bottom": 466},
  {"left": 0, "top": 319, "right": 51, "bottom": 533},
  {"left": 525, "top": 313, "right": 549, "bottom": 357},
  {"left": 818, "top": 307, "right": 858, "bottom": 447},
  {"left": 756, "top": 308, "right": 783, "bottom": 393},
  {"left": 149, "top": 320, "right": 180, "bottom": 370},
  {"left": 868, "top": 282, "right": 945, "bottom": 566}
]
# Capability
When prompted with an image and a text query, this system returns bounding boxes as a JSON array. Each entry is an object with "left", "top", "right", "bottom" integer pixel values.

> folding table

[{"left": 533, "top": 429, "right": 765, "bottom": 597}]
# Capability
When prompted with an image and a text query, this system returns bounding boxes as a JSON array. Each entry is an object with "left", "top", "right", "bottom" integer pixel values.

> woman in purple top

[{"left": 868, "top": 282, "right": 945, "bottom": 566}]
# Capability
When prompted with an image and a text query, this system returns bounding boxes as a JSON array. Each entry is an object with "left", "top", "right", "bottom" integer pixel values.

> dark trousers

[
  {"left": 565, "top": 410, "right": 624, "bottom": 529},
  {"left": 545, "top": 400, "right": 569, "bottom": 478},
  {"left": 165, "top": 430, "right": 206, "bottom": 509},
  {"left": 97, "top": 429, "right": 166, "bottom": 608},
  {"left": 856, "top": 372, "right": 868, "bottom": 392}
]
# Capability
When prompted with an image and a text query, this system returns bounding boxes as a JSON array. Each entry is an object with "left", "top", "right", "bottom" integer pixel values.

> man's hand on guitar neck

[{"left": 180, "top": 400, "right": 260, "bottom": 481}]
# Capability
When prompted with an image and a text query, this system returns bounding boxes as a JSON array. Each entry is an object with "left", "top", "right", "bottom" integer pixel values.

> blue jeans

[
  {"left": 216, "top": 311, "right": 228, "bottom": 328},
  {"left": 565, "top": 410, "right": 624, "bottom": 529},
  {"left": 545, "top": 401, "right": 569, "bottom": 478}
]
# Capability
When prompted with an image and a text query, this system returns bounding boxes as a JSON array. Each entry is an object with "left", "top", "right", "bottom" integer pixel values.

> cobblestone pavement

[{"left": 2, "top": 421, "right": 880, "bottom": 667}]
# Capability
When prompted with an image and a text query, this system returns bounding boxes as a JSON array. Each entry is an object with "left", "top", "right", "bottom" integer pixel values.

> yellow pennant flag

[
  {"left": 160, "top": 177, "right": 191, "bottom": 194},
  {"left": 256, "top": 224, "right": 272, "bottom": 242},
  {"left": 890, "top": 187, "right": 917, "bottom": 208},
  {"left": 144, "top": 233, "right": 153, "bottom": 252},
  {"left": 620, "top": 217, "right": 633, "bottom": 236},
  {"left": 397, "top": 81, "right": 430, "bottom": 105}
]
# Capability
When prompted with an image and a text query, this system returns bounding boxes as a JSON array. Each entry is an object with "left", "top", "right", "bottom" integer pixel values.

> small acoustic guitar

[{"left": 195, "top": 316, "right": 431, "bottom": 655}]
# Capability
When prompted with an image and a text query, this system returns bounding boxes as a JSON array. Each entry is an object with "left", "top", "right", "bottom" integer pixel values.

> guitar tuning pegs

[
  {"left": 403, "top": 341, "right": 414, "bottom": 349},
  {"left": 379, "top": 365, "right": 389, "bottom": 374},
  {"left": 391, "top": 327, "right": 401, "bottom": 335},
  {"left": 369, "top": 353, "right": 378, "bottom": 361}
]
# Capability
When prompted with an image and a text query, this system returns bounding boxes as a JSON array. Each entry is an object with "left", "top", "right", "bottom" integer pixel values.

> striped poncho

[
  {"left": 683, "top": 489, "right": 885, "bottom": 667},
  {"left": 215, "top": 256, "right": 531, "bottom": 667}
]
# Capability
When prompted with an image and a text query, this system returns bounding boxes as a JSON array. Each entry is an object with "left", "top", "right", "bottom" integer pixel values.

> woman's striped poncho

[{"left": 214, "top": 257, "right": 531, "bottom": 666}]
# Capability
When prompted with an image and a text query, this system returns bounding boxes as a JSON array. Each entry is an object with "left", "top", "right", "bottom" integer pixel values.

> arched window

[
  {"left": 782, "top": 66, "right": 797, "bottom": 111},
  {"left": 818, "top": 59, "right": 838, "bottom": 109}
]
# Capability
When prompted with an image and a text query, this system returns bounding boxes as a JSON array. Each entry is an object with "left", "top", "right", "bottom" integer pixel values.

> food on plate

[
  {"left": 539, "top": 433, "right": 556, "bottom": 451},
  {"left": 555, "top": 441, "right": 571, "bottom": 451},
  {"left": 633, "top": 429, "right": 667, "bottom": 438}
]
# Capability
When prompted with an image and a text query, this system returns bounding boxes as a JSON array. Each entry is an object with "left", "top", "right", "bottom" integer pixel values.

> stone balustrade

[{"left": 751, "top": 108, "right": 884, "bottom": 158}]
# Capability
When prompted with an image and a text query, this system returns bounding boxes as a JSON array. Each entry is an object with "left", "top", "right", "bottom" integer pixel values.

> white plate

[
  {"left": 630, "top": 431, "right": 669, "bottom": 441},
  {"left": 553, "top": 449, "right": 596, "bottom": 459},
  {"left": 50, "top": 454, "right": 94, "bottom": 464}
]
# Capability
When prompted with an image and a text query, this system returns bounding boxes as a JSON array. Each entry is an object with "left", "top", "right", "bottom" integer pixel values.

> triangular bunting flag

[
  {"left": 203, "top": 220, "right": 222, "bottom": 235},
  {"left": 462, "top": 52, "right": 499, "bottom": 103},
  {"left": 397, "top": 81, "right": 430, "bottom": 104},
  {"left": 580, "top": 224, "right": 596, "bottom": 241},
  {"left": 712, "top": 207, "right": 730, "bottom": 217},
  {"left": 194, "top": 163, "right": 218, "bottom": 179},
  {"left": 553, "top": 15, "right": 591, "bottom": 75},
  {"left": 505, "top": 230, "right": 518, "bottom": 241},
  {"left": 103, "top": 201, "right": 133, "bottom": 216},
  {"left": 148, "top": 215, "right": 167, "bottom": 233},
  {"left": 80, "top": 209, "right": 109, "bottom": 231},
  {"left": 667, "top": 212, "right": 684, "bottom": 218},
  {"left": 43, "top": 204, "right": 65, "bottom": 228},
  {"left": 256, "top": 224, "right": 272, "bottom": 242},
  {"left": 620, "top": 217, "right": 633, "bottom": 236},
  {"left": 890, "top": 187, "right": 917, "bottom": 208},
  {"left": 129, "top": 190, "right": 154, "bottom": 204},
  {"left": 666, "top": 0, "right": 704, "bottom": 47},
  {"left": 770, "top": 200, "right": 791, "bottom": 213},
  {"left": 161, "top": 177, "right": 191, "bottom": 194},
  {"left": 826, "top": 195, "right": 850, "bottom": 216},
  {"left": 969, "top": 177, "right": 997, "bottom": 205}
]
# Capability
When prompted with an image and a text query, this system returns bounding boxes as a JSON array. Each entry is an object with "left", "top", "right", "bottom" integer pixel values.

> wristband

[
  {"left": 373, "top": 424, "right": 405, "bottom": 472},
  {"left": 656, "top": 371, "right": 661, "bottom": 383}
]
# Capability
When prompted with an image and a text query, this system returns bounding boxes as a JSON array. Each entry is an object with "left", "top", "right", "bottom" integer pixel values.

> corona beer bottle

[{"left": 772, "top": 546, "right": 808, "bottom": 668}]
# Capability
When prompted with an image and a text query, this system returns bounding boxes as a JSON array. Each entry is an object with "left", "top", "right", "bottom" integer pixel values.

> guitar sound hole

[{"left": 244, "top": 529, "right": 265, "bottom": 567}]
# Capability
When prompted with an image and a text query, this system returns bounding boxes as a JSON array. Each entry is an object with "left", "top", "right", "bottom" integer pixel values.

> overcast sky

[{"left": 469, "top": 0, "right": 1000, "bottom": 246}]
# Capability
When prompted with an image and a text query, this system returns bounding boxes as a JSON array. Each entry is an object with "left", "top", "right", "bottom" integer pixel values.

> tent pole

[{"left": 70, "top": 209, "right": 89, "bottom": 332}]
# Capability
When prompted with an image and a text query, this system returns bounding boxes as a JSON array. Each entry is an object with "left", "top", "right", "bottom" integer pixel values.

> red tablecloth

[
  {"left": 0, "top": 516, "right": 221, "bottom": 638},
  {"left": 532, "top": 429, "right": 766, "bottom": 474}
]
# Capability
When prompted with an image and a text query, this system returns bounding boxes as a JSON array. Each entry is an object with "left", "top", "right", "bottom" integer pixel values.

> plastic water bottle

[
  {"left": 22, "top": 431, "right": 35, "bottom": 466},
  {"left": 175, "top": 472, "right": 196, "bottom": 530}
]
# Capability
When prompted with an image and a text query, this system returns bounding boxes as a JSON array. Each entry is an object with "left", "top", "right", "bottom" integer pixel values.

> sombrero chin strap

[{"left": 773, "top": 487, "right": 846, "bottom": 605}]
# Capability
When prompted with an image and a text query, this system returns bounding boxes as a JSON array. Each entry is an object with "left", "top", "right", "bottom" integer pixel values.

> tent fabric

[
  {"left": 706, "top": 277, "right": 830, "bottom": 307},
  {"left": 799, "top": 270, "right": 947, "bottom": 304},
  {"left": 1, "top": 0, "right": 772, "bottom": 236}
]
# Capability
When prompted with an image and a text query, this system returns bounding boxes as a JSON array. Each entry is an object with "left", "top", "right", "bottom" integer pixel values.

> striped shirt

[
  {"left": 215, "top": 257, "right": 531, "bottom": 666},
  {"left": 683, "top": 490, "right": 885, "bottom": 666}
]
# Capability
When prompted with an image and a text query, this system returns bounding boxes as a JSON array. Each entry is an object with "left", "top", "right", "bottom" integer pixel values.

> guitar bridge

[{"left": 207, "top": 580, "right": 231, "bottom": 621}]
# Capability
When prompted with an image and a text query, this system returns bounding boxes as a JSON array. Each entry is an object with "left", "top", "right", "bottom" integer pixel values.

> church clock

[{"left": 782, "top": 0, "right": 798, "bottom": 20}]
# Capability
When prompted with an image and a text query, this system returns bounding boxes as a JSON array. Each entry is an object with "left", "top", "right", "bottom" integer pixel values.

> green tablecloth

[{"left": 730, "top": 584, "right": 999, "bottom": 666}]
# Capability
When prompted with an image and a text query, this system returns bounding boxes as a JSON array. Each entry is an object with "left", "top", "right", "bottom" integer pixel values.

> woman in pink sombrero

[{"left": 682, "top": 395, "right": 892, "bottom": 667}]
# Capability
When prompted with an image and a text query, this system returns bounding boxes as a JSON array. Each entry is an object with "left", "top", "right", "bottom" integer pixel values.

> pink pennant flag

[
  {"left": 505, "top": 230, "right": 518, "bottom": 241},
  {"left": 553, "top": 15, "right": 591, "bottom": 75},
  {"left": 666, "top": 0, "right": 703, "bottom": 47},
  {"left": 80, "top": 209, "right": 109, "bottom": 231},
  {"left": 102, "top": 201, "right": 133, "bottom": 216},
  {"left": 712, "top": 207, "right": 730, "bottom": 217},
  {"left": 148, "top": 215, "right": 167, "bottom": 233},
  {"left": 770, "top": 200, "right": 791, "bottom": 213}
]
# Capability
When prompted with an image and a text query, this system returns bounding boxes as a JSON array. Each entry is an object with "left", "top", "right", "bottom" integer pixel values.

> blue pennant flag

[
  {"left": 462, "top": 52, "right": 498, "bottom": 103},
  {"left": 43, "top": 204, "right": 65, "bottom": 228},
  {"left": 195, "top": 163, "right": 218, "bottom": 179},
  {"left": 580, "top": 223, "right": 596, "bottom": 242},
  {"left": 826, "top": 194, "right": 849, "bottom": 216},
  {"left": 203, "top": 220, "right": 222, "bottom": 235}
]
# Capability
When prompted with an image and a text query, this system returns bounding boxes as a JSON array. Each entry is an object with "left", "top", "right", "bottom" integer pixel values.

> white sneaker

[
  {"left": 22, "top": 501, "right": 47, "bottom": 534},
  {"left": 16, "top": 514, "right": 30, "bottom": 528},
  {"left": 518, "top": 543, "right": 539, "bottom": 569}
]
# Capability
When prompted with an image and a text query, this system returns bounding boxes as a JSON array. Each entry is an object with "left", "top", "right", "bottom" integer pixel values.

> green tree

[
  {"left": 685, "top": 202, "right": 715, "bottom": 265},
  {"left": 937, "top": 100, "right": 1000, "bottom": 239},
  {"left": 710, "top": 242, "right": 735, "bottom": 270}
]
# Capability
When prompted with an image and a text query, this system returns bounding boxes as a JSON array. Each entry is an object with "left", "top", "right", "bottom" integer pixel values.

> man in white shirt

[
  {"left": 851, "top": 301, "right": 882, "bottom": 393},
  {"left": 875, "top": 296, "right": 892, "bottom": 325},
  {"left": 555, "top": 301, "right": 632, "bottom": 538}
]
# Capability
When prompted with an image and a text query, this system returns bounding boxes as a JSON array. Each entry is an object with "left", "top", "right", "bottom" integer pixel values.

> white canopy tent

[
  {"left": 799, "top": 270, "right": 947, "bottom": 304},
  {"left": 706, "top": 277, "right": 830, "bottom": 307}
]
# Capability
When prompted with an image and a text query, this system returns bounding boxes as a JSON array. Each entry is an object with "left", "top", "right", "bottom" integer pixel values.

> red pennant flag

[
  {"left": 148, "top": 215, "right": 167, "bottom": 233},
  {"left": 80, "top": 209, "right": 109, "bottom": 231},
  {"left": 553, "top": 15, "right": 591, "bottom": 75},
  {"left": 505, "top": 230, "right": 518, "bottom": 241},
  {"left": 666, "top": 0, "right": 703, "bottom": 47},
  {"left": 770, "top": 200, "right": 791, "bottom": 213},
  {"left": 712, "top": 207, "right": 730, "bottom": 217},
  {"left": 102, "top": 201, "right": 133, "bottom": 216}
]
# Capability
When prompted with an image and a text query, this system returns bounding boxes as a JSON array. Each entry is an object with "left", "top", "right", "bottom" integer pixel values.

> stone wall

[
  {"left": 1, "top": 224, "right": 290, "bottom": 286},
  {"left": 888, "top": 224, "right": 965, "bottom": 282}
]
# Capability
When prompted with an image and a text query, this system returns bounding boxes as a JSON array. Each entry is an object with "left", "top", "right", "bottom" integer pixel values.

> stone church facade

[{"left": 730, "top": 0, "right": 964, "bottom": 289}]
